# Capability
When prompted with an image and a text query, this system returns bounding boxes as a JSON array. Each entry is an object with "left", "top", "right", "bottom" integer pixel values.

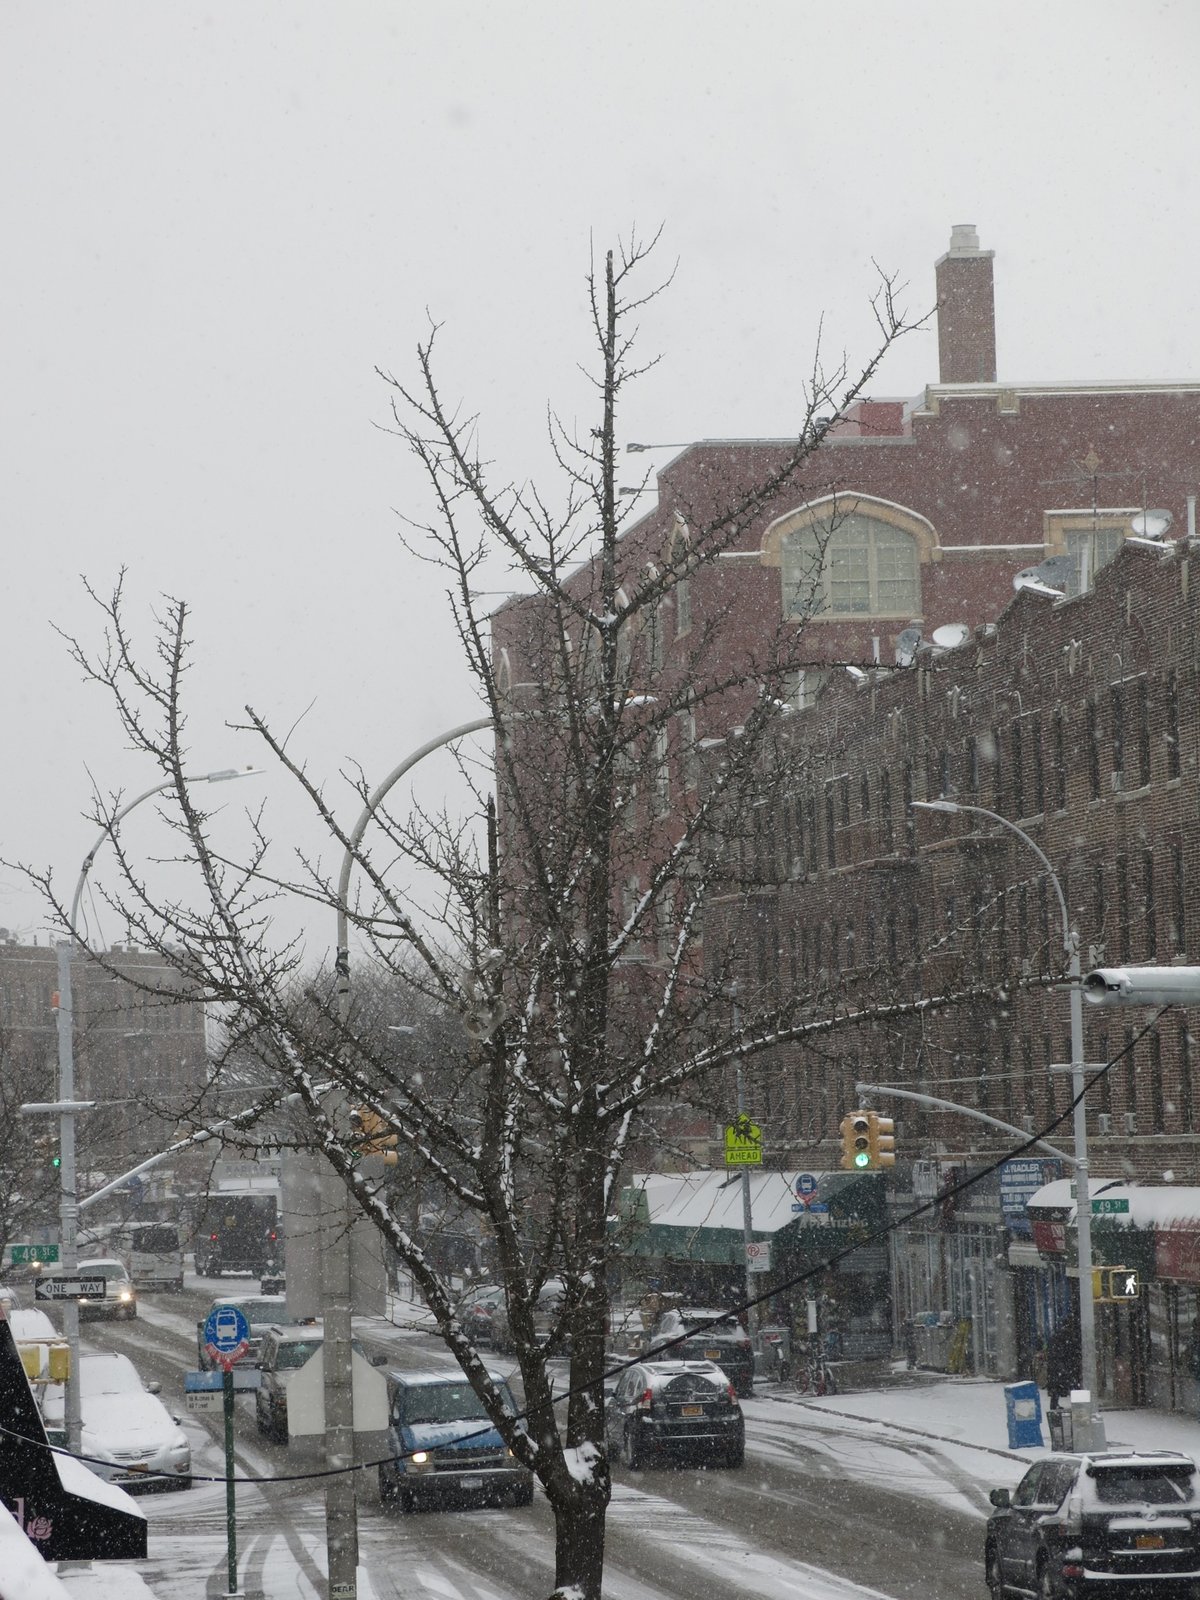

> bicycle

[{"left": 792, "top": 1352, "right": 839, "bottom": 1396}]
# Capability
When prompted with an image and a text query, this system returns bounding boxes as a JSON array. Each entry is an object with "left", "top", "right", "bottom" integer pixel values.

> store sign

[
  {"left": 1157, "top": 1226, "right": 1200, "bottom": 1286},
  {"left": 1032, "top": 1218, "right": 1068, "bottom": 1257},
  {"left": 999, "top": 1158, "right": 1063, "bottom": 1236}
]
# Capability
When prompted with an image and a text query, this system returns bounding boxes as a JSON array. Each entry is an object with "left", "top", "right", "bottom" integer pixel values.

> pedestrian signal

[{"left": 1106, "top": 1267, "right": 1140, "bottom": 1302}]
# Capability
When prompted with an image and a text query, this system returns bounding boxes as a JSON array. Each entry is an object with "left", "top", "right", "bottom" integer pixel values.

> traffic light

[
  {"left": 351, "top": 1107, "right": 399, "bottom": 1166},
  {"left": 840, "top": 1112, "right": 872, "bottom": 1169},
  {"left": 868, "top": 1112, "right": 896, "bottom": 1169},
  {"left": 33, "top": 1135, "right": 60, "bottom": 1172}
]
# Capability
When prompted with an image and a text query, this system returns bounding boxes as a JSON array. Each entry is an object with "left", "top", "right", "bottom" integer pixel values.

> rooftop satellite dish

[
  {"left": 1014, "top": 553, "right": 1074, "bottom": 596},
  {"left": 1130, "top": 509, "right": 1173, "bottom": 540},
  {"left": 930, "top": 622, "right": 970, "bottom": 651},
  {"left": 894, "top": 626, "right": 921, "bottom": 667}
]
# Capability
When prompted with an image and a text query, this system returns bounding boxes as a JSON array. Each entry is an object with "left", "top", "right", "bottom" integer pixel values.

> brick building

[
  {"left": 0, "top": 937, "right": 209, "bottom": 1187},
  {"left": 491, "top": 226, "right": 1200, "bottom": 1400}
]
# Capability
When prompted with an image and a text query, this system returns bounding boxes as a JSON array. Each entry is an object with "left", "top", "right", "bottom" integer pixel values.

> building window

[
  {"left": 839, "top": 775, "right": 851, "bottom": 827},
  {"left": 1149, "top": 1034, "right": 1164, "bottom": 1134},
  {"left": 1052, "top": 710, "right": 1067, "bottom": 810},
  {"left": 1181, "top": 1025, "right": 1194, "bottom": 1132},
  {"left": 1044, "top": 509, "right": 1139, "bottom": 596},
  {"left": 1087, "top": 699, "right": 1101, "bottom": 800},
  {"left": 1116, "top": 855, "right": 1130, "bottom": 961},
  {"left": 1134, "top": 678, "right": 1151, "bottom": 787},
  {"left": 781, "top": 511, "right": 920, "bottom": 618},
  {"left": 859, "top": 772, "right": 871, "bottom": 820},
  {"left": 1098, "top": 1030, "right": 1112, "bottom": 1115},
  {"left": 1011, "top": 720, "right": 1025, "bottom": 817},
  {"left": 1143, "top": 849, "right": 1157, "bottom": 961},
  {"left": 653, "top": 728, "right": 670, "bottom": 816},
  {"left": 1032, "top": 716, "right": 1045, "bottom": 815},
  {"left": 880, "top": 770, "right": 893, "bottom": 852},
  {"left": 1110, "top": 684, "right": 1125, "bottom": 790},
  {"left": 679, "top": 710, "right": 699, "bottom": 791},
  {"left": 674, "top": 573, "right": 692, "bottom": 638},
  {"left": 903, "top": 761, "right": 915, "bottom": 849},
  {"left": 1172, "top": 841, "right": 1187, "bottom": 954},
  {"left": 825, "top": 785, "right": 837, "bottom": 867},
  {"left": 1166, "top": 668, "right": 1181, "bottom": 779}
]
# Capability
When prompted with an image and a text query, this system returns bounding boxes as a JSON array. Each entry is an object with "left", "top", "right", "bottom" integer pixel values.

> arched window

[{"left": 762, "top": 495, "right": 934, "bottom": 620}]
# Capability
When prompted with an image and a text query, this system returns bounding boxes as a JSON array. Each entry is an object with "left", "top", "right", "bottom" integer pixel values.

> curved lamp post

[
  {"left": 41, "top": 766, "right": 257, "bottom": 1453},
  {"left": 322, "top": 718, "right": 491, "bottom": 1600},
  {"left": 912, "top": 797, "right": 1104, "bottom": 1446}
]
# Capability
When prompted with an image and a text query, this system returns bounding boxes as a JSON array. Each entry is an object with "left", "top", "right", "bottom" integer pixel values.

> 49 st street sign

[{"left": 34, "top": 1277, "right": 105, "bottom": 1302}]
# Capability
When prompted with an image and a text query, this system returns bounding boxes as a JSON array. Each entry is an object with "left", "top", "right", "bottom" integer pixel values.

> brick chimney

[{"left": 935, "top": 224, "right": 996, "bottom": 384}]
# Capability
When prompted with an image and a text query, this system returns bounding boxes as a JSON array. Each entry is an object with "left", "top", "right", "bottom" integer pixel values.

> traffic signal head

[
  {"left": 840, "top": 1112, "right": 872, "bottom": 1170},
  {"left": 352, "top": 1106, "right": 400, "bottom": 1158},
  {"left": 868, "top": 1112, "right": 896, "bottom": 1169},
  {"left": 1106, "top": 1266, "right": 1140, "bottom": 1302}
]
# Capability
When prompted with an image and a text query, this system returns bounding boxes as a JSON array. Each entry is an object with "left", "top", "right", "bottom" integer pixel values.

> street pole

[
  {"left": 730, "top": 988, "right": 755, "bottom": 1325},
  {"left": 325, "top": 718, "right": 491, "bottom": 1600},
  {"left": 223, "top": 1367, "right": 238, "bottom": 1597},
  {"left": 912, "top": 798, "right": 1104, "bottom": 1446}
]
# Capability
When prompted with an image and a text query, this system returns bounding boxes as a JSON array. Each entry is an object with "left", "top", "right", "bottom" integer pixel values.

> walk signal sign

[{"left": 1107, "top": 1266, "right": 1140, "bottom": 1302}]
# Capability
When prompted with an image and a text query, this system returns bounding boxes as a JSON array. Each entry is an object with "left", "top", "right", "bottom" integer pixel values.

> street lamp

[
  {"left": 322, "top": 717, "right": 492, "bottom": 1600},
  {"left": 52, "top": 765, "right": 258, "bottom": 1454},
  {"left": 912, "top": 797, "right": 1104, "bottom": 1447}
]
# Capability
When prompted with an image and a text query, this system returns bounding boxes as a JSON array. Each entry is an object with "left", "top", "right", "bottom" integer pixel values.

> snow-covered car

[
  {"left": 605, "top": 1359, "right": 744, "bottom": 1471},
  {"left": 985, "top": 1449, "right": 1200, "bottom": 1598},
  {"left": 195, "top": 1293, "right": 286, "bottom": 1370},
  {"left": 456, "top": 1283, "right": 506, "bottom": 1346},
  {"left": 75, "top": 1257, "right": 137, "bottom": 1320},
  {"left": 45, "top": 1352, "right": 191, "bottom": 1492},
  {"left": 379, "top": 1369, "right": 532, "bottom": 1512},
  {"left": 647, "top": 1307, "right": 754, "bottom": 1396}
]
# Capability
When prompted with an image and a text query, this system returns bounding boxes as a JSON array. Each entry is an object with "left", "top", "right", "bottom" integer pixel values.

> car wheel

[
  {"left": 724, "top": 1441, "right": 745, "bottom": 1469},
  {"left": 379, "top": 1466, "right": 398, "bottom": 1506},
  {"left": 1036, "top": 1559, "right": 1056, "bottom": 1600},
  {"left": 985, "top": 1544, "right": 1005, "bottom": 1599},
  {"left": 174, "top": 1477, "right": 193, "bottom": 1492},
  {"left": 510, "top": 1480, "right": 534, "bottom": 1507},
  {"left": 621, "top": 1425, "right": 645, "bottom": 1471}
]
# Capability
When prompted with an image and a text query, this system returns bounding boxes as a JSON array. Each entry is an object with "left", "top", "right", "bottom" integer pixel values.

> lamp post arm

[{"left": 855, "top": 1081, "right": 1075, "bottom": 1165}]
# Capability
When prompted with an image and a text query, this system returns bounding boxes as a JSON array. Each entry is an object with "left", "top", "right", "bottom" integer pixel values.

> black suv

[
  {"left": 605, "top": 1359, "right": 744, "bottom": 1470},
  {"left": 647, "top": 1307, "right": 754, "bottom": 1397},
  {"left": 986, "top": 1450, "right": 1200, "bottom": 1598}
]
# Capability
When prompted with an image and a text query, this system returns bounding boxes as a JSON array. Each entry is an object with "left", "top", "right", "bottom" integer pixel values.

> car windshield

[
  {"left": 401, "top": 1381, "right": 505, "bottom": 1426},
  {"left": 78, "top": 1260, "right": 127, "bottom": 1280},
  {"left": 131, "top": 1226, "right": 178, "bottom": 1251},
  {"left": 274, "top": 1339, "right": 322, "bottom": 1370},
  {"left": 682, "top": 1314, "right": 740, "bottom": 1334},
  {"left": 1091, "top": 1465, "right": 1197, "bottom": 1506},
  {"left": 217, "top": 1299, "right": 281, "bottom": 1325}
]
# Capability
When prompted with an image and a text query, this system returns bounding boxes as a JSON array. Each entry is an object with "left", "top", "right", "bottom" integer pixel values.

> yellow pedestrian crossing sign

[{"left": 724, "top": 1116, "right": 763, "bottom": 1166}]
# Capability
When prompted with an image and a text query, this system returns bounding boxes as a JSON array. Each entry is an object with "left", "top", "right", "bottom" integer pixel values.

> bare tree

[
  {"left": 25, "top": 236, "right": 957, "bottom": 1600},
  {"left": 0, "top": 1027, "right": 63, "bottom": 1265}
]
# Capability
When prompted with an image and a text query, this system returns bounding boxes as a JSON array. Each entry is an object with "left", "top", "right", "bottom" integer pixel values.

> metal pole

[
  {"left": 911, "top": 798, "right": 1103, "bottom": 1442},
  {"left": 730, "top": 990, "right": 755, "bottom": 1325},
  {"left": 854, "top": 1081, "right": 1075, "bottom": 1165},
  {"left": 54, "top": 941, "right": 82, "bottom": 1457},
  {"left": 325, "top": 717, "right": 492, "bottom": 1600},
  {"left": 223, "top": 1367, "right": 238, "bottom": 1596}
]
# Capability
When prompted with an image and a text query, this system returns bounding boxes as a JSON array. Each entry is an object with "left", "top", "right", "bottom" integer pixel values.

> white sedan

[{"left": 45, "top": 1352, "right": 191, "bottom": 1491}]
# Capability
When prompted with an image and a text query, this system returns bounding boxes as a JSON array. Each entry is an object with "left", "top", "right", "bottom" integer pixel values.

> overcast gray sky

[{"left": 4, "top": 0, "right": 1199, "bottom": 954}]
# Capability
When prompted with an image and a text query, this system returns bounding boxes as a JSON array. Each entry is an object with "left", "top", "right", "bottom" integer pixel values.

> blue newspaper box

[{"left": 1004, "top": 1381, "right": 1044, "bottom": 1449}]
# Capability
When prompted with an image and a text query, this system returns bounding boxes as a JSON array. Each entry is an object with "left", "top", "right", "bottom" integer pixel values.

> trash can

[{"left": 1003, "top": 1382, "right": 1044, "bottom": 1449}]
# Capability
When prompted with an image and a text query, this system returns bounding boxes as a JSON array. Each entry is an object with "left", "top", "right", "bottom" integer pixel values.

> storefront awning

[{"left": 1025, "top": 1180, "right": 1200, "bottom": 1281}]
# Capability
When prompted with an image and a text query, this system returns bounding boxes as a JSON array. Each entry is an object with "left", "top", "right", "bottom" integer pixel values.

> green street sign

[
  {"left": 10, "top": 1244, "right": 59, "bottom": 1265},
  {"left": 1092, "top": 1198, "right": 1130, "bottom": 1215}
]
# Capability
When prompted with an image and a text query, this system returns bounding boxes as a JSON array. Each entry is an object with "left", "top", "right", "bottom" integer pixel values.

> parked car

[
  {"left": 128, "top": 1222, "right": 184, "bottom": 1292},
  {"left": 985, "top": 1450, "right": 1200, "bottom": 1598},
  {"left": 456, "top": 1284, "right": 506, "bottom": 1346},
  {"left": 605, "top": 1359, "right": 744, "bottom": 1471},
  {"left": 76, "top": 1257, "right": 137, "bottom": 1320},
  {"left": 647, "top": 1307, "right": 754, "bottom": 1397},
  {"left": 44, "top": 1351, "right": 190, "bottom": 1491},
  {"left": 379, "top": 1368, "right": 533, "bottom": 1512},
  {"left": 195, "top": 1293, "right": 287, "bottom": 1370},
  {"left": 255, "top": 1325, "right": 327, "bottom": 1442}
]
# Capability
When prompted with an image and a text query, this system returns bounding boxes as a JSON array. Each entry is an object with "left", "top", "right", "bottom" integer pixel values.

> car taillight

[
  {"left": 210, "top": 1233, "right": 218, "bottom": 1241},
  {"left": 1061, "top": 1562, "right": 1083, "bottom": 1581},
  {"left": 636, "top": 1388, "right": 653, "bottom": 1410},
  {"left": 726, "top": 1384, "right": 738, "bottom": 1404}
]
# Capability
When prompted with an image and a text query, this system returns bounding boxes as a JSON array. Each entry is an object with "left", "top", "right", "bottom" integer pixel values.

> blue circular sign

[
  {"left": 205, "top": 1303, "right": 250, "bottom": 1357},
  {"left": 795, "top": 1173, "right": 818, "bottom": 1197}
]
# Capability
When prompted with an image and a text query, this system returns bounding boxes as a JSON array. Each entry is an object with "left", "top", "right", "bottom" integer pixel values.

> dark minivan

[{"left": 379, "top": 1369, "right": 533, "bottom": 1513}]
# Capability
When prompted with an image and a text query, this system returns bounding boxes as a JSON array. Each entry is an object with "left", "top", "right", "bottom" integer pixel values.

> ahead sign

[{"left": 34, "top": 1277, "right": 105, "bottom": 1302}]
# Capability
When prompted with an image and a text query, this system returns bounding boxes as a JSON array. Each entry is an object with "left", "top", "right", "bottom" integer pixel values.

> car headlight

[
  {"left": 119, "top": 1290, "right": 133, "bottom": 1302},
  {"left": 410, "top": 1451, "right": 428, "bottom": 1464}
]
